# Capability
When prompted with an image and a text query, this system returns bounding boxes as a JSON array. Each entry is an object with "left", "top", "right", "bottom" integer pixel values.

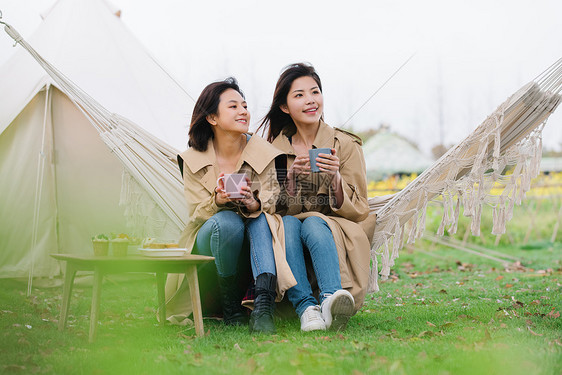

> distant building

[
  {"left": 540, "top": 157, "right": 562, "bottom": 173},
  {"left": 362, "top": 125, "right": 434, "bottom": 181}
]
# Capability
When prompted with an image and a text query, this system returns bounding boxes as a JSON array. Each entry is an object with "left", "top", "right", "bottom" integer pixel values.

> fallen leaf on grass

[
  {"left": 546, "top": 310, "right": 560, "bottom": 319},
  {"left": 426, "top": 321, "right": 436, "bottom": 327},
  {"left": 505, "top": 284, "right": 513, "bottom": 288},
  {"left": 178, "top": 333, "right": 195, "bottom": 340},
  {"left": 233, "top": 343, "right": 243, "bottom": 351},
  {"left": 511, "top": 301, "right": 525, "bottom": 309},
  {"left": 315, "top": 336, "right": 331, "bottom": 342},
  {"left": 495, "top": 275, "right": 504, "bottom": 281},
  {"left": 418, "top": 331, "right": 434, "bottom": 338},
  {"left": 527, "top": 326, "right": 543, "bottom": 336},
  {"left": 351, "top": 341, "right": 371, "bottom": 351}
]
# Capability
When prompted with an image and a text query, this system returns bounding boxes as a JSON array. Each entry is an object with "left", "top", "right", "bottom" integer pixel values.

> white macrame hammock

[{"left": 3, "top": 22, "right": 561, "bottom": 294}]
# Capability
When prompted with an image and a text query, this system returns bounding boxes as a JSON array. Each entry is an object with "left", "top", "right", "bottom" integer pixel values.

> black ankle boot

[
  {"left": 218, "top": 275, "right": 248, "bottom": 326},
  {"left": 249, "top": 273, "right": 277, "bottom": 334}
]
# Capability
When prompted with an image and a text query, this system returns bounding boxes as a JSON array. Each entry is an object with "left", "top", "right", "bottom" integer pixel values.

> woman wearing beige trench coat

[
  {"left": 259, "top": 63, "right": 376, "bottom": 332},
  {"left": 164, "top": 78, "right": 295, "bottom": 334}
]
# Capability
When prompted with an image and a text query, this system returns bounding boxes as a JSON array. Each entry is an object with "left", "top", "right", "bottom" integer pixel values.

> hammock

[
  {"left": 3, "top": 21, "right": 561, "bottom": 293},
  {"left": 367, "top": 69, "right": 561, "bottom": 291}
]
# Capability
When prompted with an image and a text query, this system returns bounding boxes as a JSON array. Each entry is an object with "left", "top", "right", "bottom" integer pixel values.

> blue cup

[{"left": 308, "top": 147, "right": 332, "bottom": 172}]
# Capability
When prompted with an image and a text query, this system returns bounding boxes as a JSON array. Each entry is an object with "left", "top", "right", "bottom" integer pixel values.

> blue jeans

[
  {"left": 195, "top": 210, "right": 276, "bottom": 279},
  {"left": 283, "top": 215, "right": 342, "bottom": 317}
]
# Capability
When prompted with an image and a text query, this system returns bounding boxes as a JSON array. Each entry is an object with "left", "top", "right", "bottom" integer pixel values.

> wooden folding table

[{"left": 51, "top": 254, "right": 214, "bottom": 342}]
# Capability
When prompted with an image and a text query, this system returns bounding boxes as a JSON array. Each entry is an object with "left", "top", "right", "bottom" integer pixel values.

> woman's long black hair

[
  {"left": 258, "top": 63, "right": 322, "bottom": 142},
  {"left": 188, "top": 77, "right": 244, "bottom": 151}
]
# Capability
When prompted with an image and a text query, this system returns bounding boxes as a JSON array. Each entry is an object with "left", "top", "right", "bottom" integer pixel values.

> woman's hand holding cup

[
  {"left": 215, "top": 172, "right": 232, "bottom": 206},
  {"left": 311, "top": 148, "right": 340, "bottom": 177},
  {"left": 287, "top": 154, "right": 310, "bottom": 180},
  {"left": 216, "top": 173, "right": 258, "bottom": 211}
]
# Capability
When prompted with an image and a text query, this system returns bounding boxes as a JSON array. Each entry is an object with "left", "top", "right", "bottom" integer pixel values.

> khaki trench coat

[
  {"left": 272, "top": 121, "right": 376, "bottom": 311},
  {"left": 164, "top": 134, "right": 296, "bottom": 325}
]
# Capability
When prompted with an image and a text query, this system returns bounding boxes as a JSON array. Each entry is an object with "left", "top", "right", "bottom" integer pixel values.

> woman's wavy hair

[
  {"left": 258, "top": 62, "right": 322, "bottom": 142},
  {"left": 188, "top": 77, "right": 244, "bottom": 151}
]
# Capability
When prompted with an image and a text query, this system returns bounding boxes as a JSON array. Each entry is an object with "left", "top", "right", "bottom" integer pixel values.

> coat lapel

[
  {"left": 313, "top": 121, "right": 336, "bottom": 148},
  {"left": 240, "top": 135, "right": 283, "bottom": 174},
  {"left": 179, "top": 141, "right": 218, "bottom": 194}
]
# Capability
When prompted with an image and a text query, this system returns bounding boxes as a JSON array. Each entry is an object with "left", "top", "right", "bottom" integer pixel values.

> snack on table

[{"left": 142, "top": 237, "right": 179, "bottom": 249}]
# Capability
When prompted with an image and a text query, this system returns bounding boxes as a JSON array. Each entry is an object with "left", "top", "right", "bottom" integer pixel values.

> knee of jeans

[
  {"left": 247, "top": 212, "right": 267, "bottom": 227},
  {"left": 302, "top": 216, "right": 329, "bottom": 232},
  {"left": 282, "top": 216, "right": 303, "bottom": 254},
  {"left": 208, "top": 210, "right": 245, "bottom": 237},
  {"left": 283, "top": 215, "right": 302, "bottom": 232},
  {"left": 246, "top": 213, "right": 271, "bottom": 237},
  {"left": 301, "top": 216, "right": 331, "bottom": 241}
]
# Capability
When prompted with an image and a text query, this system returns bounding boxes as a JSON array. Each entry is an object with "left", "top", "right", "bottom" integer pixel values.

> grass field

[{"left": 1, "top": 204, "right": 561, "bottom": 374}]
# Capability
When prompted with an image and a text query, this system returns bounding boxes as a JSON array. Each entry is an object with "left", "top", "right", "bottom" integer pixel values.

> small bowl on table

[
  {"left": 92, "top": 239, "right": 109, "bottom": 256},
  {"left": 111, "top": 238, "right": 130, "bottom": 257}
]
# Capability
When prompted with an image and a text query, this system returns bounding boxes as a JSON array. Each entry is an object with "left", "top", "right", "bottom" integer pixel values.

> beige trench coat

[
  {"left": 164, "top": 134, "right": 296, "bottom": 325},
  {"left": 272, "top": 121, "right": 376, "bottom": 311}
]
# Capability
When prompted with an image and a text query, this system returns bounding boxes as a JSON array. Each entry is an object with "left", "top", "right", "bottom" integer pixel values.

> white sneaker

[
  {"left": 300, "top": 305, "right": 326, "bottom": 332},
  {"left": 321, "top": 289, "right": 354, "bottom": 331}
]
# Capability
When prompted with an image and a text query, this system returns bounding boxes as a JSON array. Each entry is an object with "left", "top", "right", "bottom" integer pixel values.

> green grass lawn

[{"left": 1, "top": 203, "right": 561, "bottom": 374}]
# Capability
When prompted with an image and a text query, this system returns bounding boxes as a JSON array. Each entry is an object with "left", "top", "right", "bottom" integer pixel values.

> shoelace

[{"left": 303, "top": 306, "right": 323, "bottom": 321}]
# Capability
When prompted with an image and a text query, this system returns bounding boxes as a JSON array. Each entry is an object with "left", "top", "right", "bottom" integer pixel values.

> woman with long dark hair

[
  {"left": 259, "top": 63, "right": 375, "bottom": 332},
  {"left": 165, "top": 77, "right": 295, "bottom": 334}
]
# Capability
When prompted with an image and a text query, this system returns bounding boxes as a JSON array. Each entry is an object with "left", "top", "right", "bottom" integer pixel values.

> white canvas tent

[{"left": 0, "top": 0, "right": 192, "bottom": 278}]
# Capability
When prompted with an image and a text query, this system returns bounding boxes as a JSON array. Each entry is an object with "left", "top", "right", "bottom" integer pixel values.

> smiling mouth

[
  {"left": 236, "top": 119, "right": 248, "bottom": 124},
  {"left": 304, "top": 108, "right": 318, "bottom": 113}
]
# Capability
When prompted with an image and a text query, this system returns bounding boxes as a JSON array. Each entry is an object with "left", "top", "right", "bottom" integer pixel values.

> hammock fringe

[{"left": 367, "top": 60, "right": 562, "bottom": 293}]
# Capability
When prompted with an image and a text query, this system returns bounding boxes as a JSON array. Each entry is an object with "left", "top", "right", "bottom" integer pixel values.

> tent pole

[
  {"left": 27, "top": 85, "right": 51, "bottom": 296},
  {"left": 50, "top": 88, "right": 62, "bottom": 272}
]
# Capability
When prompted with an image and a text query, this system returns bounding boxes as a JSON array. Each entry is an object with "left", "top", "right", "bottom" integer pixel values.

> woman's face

[
  {"left": 208, "top": 88, "right": 250, "bottom": 134},
  {"left": 281, "top": 76, "right": 323, "bottom": 127}
]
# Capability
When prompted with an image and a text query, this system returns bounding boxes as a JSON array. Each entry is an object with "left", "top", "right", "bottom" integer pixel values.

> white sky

[{"left": 1, "top": 0, "right": 561, "bottom": 154}]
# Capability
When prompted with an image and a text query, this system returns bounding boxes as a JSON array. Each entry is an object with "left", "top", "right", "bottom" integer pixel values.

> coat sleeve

[
  {"left": 237, "top": 160, "right": 280, "bottom": 218},
  {"left": 330, "top": 138, "right": 370, "bottom": 222},
  {"left": 183, "top": 163, "right": 221, "bottom": 225}
]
